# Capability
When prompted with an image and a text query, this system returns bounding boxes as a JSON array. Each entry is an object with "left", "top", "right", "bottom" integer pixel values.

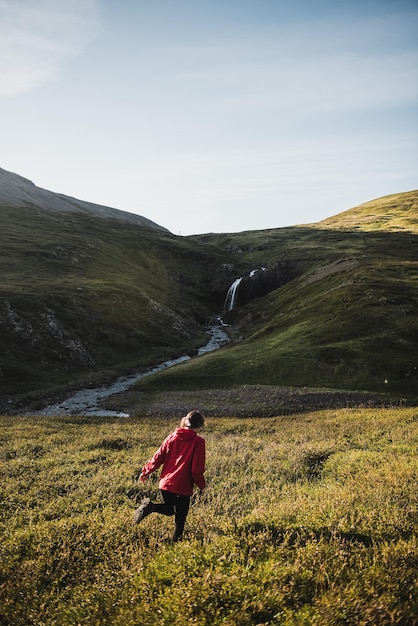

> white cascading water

[
  {"left": 224, "top": 268, "right": 266, "bottom": 311},
  {"left": 224, "top": 277, "right": 243, "bottom": 311}
]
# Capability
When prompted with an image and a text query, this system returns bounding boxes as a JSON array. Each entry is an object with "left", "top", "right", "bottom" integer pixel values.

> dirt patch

[
  {"left": 103, "top": 384, "right": 406, "bottom": 418},
  {"left": 302, "top": 258, "right": 359, "bottom": 286}
]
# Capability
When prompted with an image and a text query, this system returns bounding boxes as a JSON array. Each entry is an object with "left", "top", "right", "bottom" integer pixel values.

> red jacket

[{"left": 141, "top": 428, "right": 206, "bottom": 496}]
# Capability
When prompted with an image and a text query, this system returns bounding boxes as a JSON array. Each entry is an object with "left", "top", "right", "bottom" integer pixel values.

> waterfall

[
  {"left": 224, "top": 277, "right": 243, "bottom": 311},
  {"left": 224, "top": 268, "right": 266, "bottom": 312}
]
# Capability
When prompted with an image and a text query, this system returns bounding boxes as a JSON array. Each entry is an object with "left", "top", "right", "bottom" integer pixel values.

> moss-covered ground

[{"left": 1, "top": 406, "right": 417, "bottom": 625}]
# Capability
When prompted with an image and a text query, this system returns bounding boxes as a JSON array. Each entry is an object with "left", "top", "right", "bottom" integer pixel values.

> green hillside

[
  {"left": 314, "top": 190, "right": 418, "bottom": 232},
  {"left": 128, "top": 191, "right": 418, "bottom": 403},
  {"left": 1, "top": 191, "right": 417, "bottom": 410},
  {"left": 0, "top": 204, "right": 232, "bottom": 402}
]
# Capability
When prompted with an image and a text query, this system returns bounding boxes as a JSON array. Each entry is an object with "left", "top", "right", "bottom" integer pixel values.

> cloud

[{"left": 0, "top": 0, "right": 102, "bottom": 97}]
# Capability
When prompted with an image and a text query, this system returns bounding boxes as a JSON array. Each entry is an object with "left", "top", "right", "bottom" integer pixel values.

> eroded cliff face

[
  {"left": 223, "top": 260, "right": 300, "bottom": 312},
  {"left": 0, "top": 300, "right": 94, "bottom": 368}
]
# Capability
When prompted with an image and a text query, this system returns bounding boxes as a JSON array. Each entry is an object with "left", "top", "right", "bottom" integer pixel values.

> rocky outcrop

[
  {"left": 224, "top": 260, "right": 299, "bottom": 310},
  {"left": 0, "top": 300, "right": 94, "bottom": 367}
]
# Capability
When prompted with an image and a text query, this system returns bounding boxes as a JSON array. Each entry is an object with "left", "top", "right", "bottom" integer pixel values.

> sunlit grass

[{"left": 1, "top": 407, "right": 417, "bottom": 625}]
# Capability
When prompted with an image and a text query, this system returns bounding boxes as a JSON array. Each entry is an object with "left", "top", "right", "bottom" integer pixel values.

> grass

[
  {"left": 0, "top": 204, "right": 230, "bottom": 397},
  {"left": 1, "top": 190, "right": 417, "bottom": 404},
  {"left": 1, "top": 406, "right": 417, "bottom": 625},
  {"left": 135, "top": 226, "right": 418, "bottom": 399},
  {"left": 314, "top": 190, "right": 418, "bottom": 232}
]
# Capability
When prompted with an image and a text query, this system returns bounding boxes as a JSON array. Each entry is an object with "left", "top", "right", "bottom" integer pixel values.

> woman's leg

[
  {"left": 153, "top": 490, "right": 176, "bottom": 516},
  {"left": 153, "top": 490, "right": 190, "bottom": 542},
  {"left": 134, "top": 491, "right": 174, "bottom": 524},
  {"left": 171, "top": 494, "right": 190, "bottom": 542}
]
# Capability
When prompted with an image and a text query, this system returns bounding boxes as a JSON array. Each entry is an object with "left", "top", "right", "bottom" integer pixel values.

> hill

[
  {"left": 122, "top": 191, "right": 418, "bottom": 409},
  {"left": 0, "top": 167, "right": 168, "bottom": 230},
  {"left": 0, "top": 183, "right": 417, "bottom": 411},
  {"left": 0, "top": 201, "right": 234, "bottom": 405},
  {"left": 314, "top": 190, "right": 418, "bottom": 232}
]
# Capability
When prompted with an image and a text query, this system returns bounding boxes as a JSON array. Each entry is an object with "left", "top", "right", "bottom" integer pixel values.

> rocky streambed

[
  {"left": 102, "top": 384, "right": 400, "bottom": 419},
  {"left": 27, "top": 323, "right": 230, "bottom": 417}
]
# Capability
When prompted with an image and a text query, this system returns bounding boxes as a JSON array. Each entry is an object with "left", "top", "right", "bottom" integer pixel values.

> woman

[{"left": 134, "top": 410, "right": 206, "bottom": 542}]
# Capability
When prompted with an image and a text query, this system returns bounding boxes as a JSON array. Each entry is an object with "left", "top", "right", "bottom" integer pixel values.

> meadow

[{"left": 1, "top": 407, "right": 417, "bottom": 625}]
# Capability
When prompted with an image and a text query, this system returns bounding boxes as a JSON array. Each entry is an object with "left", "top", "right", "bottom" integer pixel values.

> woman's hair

[{"left": 181, "top": 410, "right": 205, "bottom": 429}]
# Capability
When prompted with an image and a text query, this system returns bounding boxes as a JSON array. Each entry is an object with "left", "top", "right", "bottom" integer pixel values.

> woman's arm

[{"left": 138, "top": 435, "right": 170, "bottom": 482}]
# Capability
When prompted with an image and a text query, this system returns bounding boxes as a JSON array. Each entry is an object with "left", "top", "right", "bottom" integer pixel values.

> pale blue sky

[{"left": 1, "top": 0, "right": 417, "bottom": 234}]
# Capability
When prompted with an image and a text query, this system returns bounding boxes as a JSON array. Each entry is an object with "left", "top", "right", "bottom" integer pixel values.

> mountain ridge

[{"left": 0, "top": 166, "right": 168, "bottom": 231}]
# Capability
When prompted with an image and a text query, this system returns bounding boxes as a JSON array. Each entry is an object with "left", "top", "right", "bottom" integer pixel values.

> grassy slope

[
  {"left": 0, "top": 204, "right": 230, "bottom": 398},
  {"left": 315, "top": 189, "right": 418, "bottom": 231},
  {"left": 0, "top": 408, "right": 417, "bottom": 625},
  {"left": 131, "top": 191, "right": 418, "bottom": 400},
  {"left": 1, "top": 190, "right": 417, "bottom": 404}
]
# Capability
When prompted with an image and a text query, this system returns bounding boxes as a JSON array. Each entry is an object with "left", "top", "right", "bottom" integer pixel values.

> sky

[{"left": 1, "top": 0, "right": 417, "bottom": 235}]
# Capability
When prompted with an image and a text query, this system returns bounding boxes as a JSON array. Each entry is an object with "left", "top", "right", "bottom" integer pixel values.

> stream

[{"left": 30, "top": 321, "right": 230, "bottom": 417}]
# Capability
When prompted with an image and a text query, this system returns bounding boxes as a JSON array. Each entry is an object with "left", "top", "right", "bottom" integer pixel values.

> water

[
  {"left": 197, "top": 319, "right": 229, "bottom": 354},
  {"left": 224, "top": 268, "right": 266, "bottom": 311},
  {"left": 224, "top": 277, "right": 243, "bottom": 311},
  {"left": 30, "top": 324, "right": 230, "bottom": 417}
]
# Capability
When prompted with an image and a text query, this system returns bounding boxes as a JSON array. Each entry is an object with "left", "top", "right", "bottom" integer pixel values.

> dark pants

[{"left": 153, "top": 490, "right": 190, "bottom": 542}]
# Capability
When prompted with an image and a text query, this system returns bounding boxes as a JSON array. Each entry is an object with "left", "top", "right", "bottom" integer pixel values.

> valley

[{"left": 0, "top": 168, "right": 417, "bottom": 412}]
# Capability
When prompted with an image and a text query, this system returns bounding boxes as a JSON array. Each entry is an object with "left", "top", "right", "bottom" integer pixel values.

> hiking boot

[{"left": 133, "top": 497, "right": 154, "bottom": 523}]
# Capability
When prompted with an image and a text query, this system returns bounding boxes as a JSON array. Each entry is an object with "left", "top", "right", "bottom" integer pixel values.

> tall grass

[{"left": 1, "top": 407, "right": 417, "bottom": 625}]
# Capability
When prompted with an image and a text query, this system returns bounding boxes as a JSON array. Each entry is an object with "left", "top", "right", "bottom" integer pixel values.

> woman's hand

[{"left": 139, "top": 473, "right": 148, "bottom": 483}]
